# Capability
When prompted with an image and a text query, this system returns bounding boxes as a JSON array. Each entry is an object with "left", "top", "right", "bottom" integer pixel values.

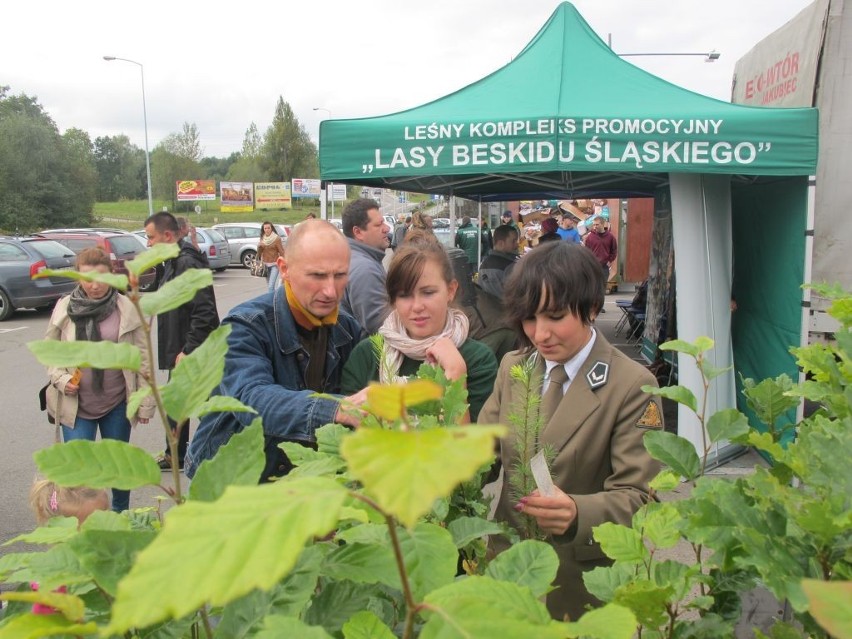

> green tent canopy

[{"left": 319, "top": 2, "right": 818, "bottom": 200}]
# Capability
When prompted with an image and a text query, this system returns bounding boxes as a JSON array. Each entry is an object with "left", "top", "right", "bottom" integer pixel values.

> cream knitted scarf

[{"left": 377, "top": 307, "right": 469, "bottom": 383}]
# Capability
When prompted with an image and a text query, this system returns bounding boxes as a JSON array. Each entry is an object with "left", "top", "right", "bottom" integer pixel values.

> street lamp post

[
  {"left": 103, "top": 56, "right": 154, "bottom": 217},
  {"left": 618, "top": 51, "right": 720, "bottom": 62},
  {"left": 313, "top": 107, "right": 333, "bottom": 219}
]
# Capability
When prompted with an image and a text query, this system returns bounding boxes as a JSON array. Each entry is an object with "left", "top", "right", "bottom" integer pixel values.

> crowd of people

[{"left": 34, "top": 201, "right": 661, "bottom": 621}]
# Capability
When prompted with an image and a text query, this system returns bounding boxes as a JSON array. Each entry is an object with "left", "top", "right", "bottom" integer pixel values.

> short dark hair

[
  {"left": 505, "top": 242, "right": 604, "bottom": 346},
  {"left": 386, "top": 235, "right": 454, "bottom": 304},
  {"left": 342, "top": 198, "right": 380, "bottom": 238},
  {"left": 492, "top": 224, "right": 519, "bottom": 245},
  {"left": 144, "top": 212, "right": 179, "bottom": 234},
  {"left": 461, "top": 216, "right": 471, "bottom": 226},
  {"left": 502, "top": 210, "right": 512, "bottom": 218}
]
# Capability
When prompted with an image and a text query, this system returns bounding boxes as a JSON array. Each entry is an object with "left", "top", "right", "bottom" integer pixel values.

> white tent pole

[
  {"left": 449, "top": 195, "right": 456, "bottom": 238},
  {"left": 797, "top": 175, "right": 817, "bottom": 424},
  {"left": 477, "top": 198, "right": 483, "bottom": 271}
]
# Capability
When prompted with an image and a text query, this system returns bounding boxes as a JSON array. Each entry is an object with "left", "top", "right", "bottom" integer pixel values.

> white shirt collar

[{"left": 544, "top": 328, "right": 597, "bottom": 389}]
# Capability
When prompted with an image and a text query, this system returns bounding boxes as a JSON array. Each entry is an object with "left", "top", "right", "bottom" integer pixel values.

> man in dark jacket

[
  {"left": 455, "top": 216, "right": 480, "bottom": 271},
  {"left": 144, "top": 212, "right": 220, "bottom": 470},
  {"left": 478, "top": 224, "right": 519, "bottom": 299},
  {"left": 186, "top": 220, "right": 365, "bottom": 482}
]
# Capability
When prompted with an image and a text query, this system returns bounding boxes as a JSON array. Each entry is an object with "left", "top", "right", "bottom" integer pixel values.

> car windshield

[
  {"left": 26, "top": 240, "right": 75, "bottom": 259},
  {"left": 109, "top": 236, "right": 143, "bottom": 255},
  {"left": 206, "top": 229, "right": 226, "bottom": 242}
]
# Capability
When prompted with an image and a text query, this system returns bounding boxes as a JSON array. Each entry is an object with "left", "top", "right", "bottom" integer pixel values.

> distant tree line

[{"left": 0, "top": 87, "right": 318, "bottom": 233}]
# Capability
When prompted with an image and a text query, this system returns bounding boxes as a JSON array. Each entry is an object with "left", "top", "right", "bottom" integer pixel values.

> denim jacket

[{"left": 185, "top": 286, "right": 363, "bottom": 479}]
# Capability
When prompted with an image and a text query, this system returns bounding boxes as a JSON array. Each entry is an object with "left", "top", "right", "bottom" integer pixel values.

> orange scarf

[{"left": 285, "top": 280, "right": 338, "bottom": 330}]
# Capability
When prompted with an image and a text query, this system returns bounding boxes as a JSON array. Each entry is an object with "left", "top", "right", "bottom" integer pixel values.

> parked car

[
  {"left": 195, "top": 227, "right": 231, "bottom": 271},
  {"left": 33, "top": 230, "right": 157, "bottom": 292},
  {"left": 0, "top": 237, "right": 76, "bottom": 321},
  {"left": 211, "top": 222, "right": 291, "bottom": 268}
]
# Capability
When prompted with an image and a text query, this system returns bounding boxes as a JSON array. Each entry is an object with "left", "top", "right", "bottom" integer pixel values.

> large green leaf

[
  {"left": 127, "top": 385, "right": 152, "bottom": 422},
  {"left": 19, "top": 544, "right": 89, "bottom": 592},
  {"left": 613, "top": 578, "right": 673, "bottom": 627},
  {"left": 36, "top": 268, "right": 128, "bottom": 291},
  {"left": 641, "top": 384, "right": 697, "bottom": 413},
  {"left": 593, "top": 522, "right": 648, "bottom": 563},
  {"left": 0, "top": 590, "right": 85, "bottom": 622},
  {"left": 68, "top": 530, "right": 156, "bottom": 596},
  {"left": 2, "top": 517, "right": 78, "bottom": 546},
  {"left": 315, "top": 423, "right": 351, "bottom": 457},
  {"left": 484, "top": 540, "right": 559, "bottom": 598},
  {"left": 322, "top": 542, "right": 399, "bottom": 589},
  {"left": 640, "top": 502, "right": 682, "bottom": 549},
  {"left": 253, "top": 615, "right": 334, "bottom": 639},
  {"left": 140, "top": 268, "right": 213, "bottom": 317},
  {"left": 126, "top": 243, "right": 179, "bottom": 276},
  {"left": 28, "top": 340, "right": 141, "bottom": 372},
  {"left": 161, "top": 324, "right": 231, "bottom": 424},
  {"left": 643, "top": 430, "right": 701, "bottom": 480},
  {"left": 741, "top": 375, "right": 799, "bottom": 428},
  {"left": 302, "top": 580, "right": 378, "bottom": 634},
  {"left": 583, "top": 563, "right": 635, "bottom": 603},
  {"left": 399, "top": 523, "right": 457, "bottom": 601},
  {"left": 447, "top": 516, "right": 506, "bottom": 549},
  {"left": 706, "top": 408, "right": 751, "bottom": 444},
  {"left": 214, "top": 545, "right": 325, "bottom": 638},
  {"left": 189, "top": 417, "right": 265, "bottom": 502},
  {"left": 0, "top": 613, "right": 97, "bottom": 637},
  {"left": 105, "top": 477, "right": 347, "bottom": 634},
  {"left": 659, "top": 338, "right": 713, "bottom": 358},
  {"left": 422, "top": 576, "right": 568, "bottom": 639},
  {"left": 802, "top": 579, "right": 852, "bottom": 639},
  {"left": 34, "top": 440, "right": 161, "bottom": 490},
  {"left": 563, "top": 603, "right": 638, "bottom": 639},
  {"left": 341, "top": 425, "right": 505, "bottom": 528},
  {"left": 342, "top": 611, "right": 396, "bottom": 639}
]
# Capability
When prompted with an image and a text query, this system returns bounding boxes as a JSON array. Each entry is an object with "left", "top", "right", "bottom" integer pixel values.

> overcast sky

[{"left": 3, "top": 0, "right": 813, "bottom": 158}]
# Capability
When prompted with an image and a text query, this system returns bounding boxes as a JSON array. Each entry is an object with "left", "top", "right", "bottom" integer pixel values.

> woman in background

[
  {"left": 44, "top": 247, "right": 155, "bottom": 512},
  {"left": 342, "top": 236, "right": 496, "bottom": 422},
  {"left": 256, "top": 221, "right": 287, "bottom": 291}
]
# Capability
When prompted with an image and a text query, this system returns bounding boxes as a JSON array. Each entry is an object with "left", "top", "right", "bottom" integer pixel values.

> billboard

[
  {"left": 220, "top": 181, "right": 254, "bottom": 213},
  {"left": 255, "top": 182, "right": 292, "bottom": 210},
  {"left": 291, "top": 178, "right": 322, "bottom": 198},
  {"left": 731, "top": 0, "right": 827, "bottom": 107},
  {"left": 176, "top": 179, "right": 216, "bottom": 201}
]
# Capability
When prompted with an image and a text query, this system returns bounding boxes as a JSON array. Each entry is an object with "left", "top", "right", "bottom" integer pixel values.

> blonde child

[
  {"left": 27, "top": 480, "right": 109, "bottom": 614},
  {"left": 29, "top": 479, "right": 109, "bottom": 526}
]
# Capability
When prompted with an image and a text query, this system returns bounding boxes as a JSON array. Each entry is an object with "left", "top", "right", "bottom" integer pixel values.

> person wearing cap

[{"left": 556, "top": 214, "right": 582, "bottom": 243}]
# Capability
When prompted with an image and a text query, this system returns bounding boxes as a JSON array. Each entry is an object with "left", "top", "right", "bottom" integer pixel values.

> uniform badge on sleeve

[
  {"left": 586, "top": 361, "right": 609, "bottom": 390},
  {"left": 636, "top": 401, "right": 663, "bottom": 429}
]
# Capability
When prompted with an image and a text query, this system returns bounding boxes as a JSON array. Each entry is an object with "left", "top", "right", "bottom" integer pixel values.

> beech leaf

[{"left": 341, "top": 425, "right": 504, "bottom": 528}]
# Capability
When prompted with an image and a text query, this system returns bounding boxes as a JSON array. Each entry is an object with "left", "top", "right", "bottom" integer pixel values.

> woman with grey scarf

[{"left": 44, "top": 248, "right": 155, "bottom": 512}]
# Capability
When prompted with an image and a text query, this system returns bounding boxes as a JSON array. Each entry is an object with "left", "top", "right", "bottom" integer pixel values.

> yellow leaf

[{"left": 366, "top": 380, "right": 442, "bottom": 421}]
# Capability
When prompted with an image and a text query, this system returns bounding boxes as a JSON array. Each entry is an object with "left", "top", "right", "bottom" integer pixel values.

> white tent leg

[
  {"left": 669, "top": 173, "right": 736, "bottom": 460},
  {"left": 798, "top": 176, "right": 817, "bottom": 423}
]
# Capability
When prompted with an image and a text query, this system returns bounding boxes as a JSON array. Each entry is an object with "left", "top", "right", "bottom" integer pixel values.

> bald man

[{"left": 186, "top": 220, "right": 365, "bottom": 481}]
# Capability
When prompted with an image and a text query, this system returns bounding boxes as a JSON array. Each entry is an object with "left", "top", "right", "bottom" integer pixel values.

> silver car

[
  {"left": 211, "top": 222, "right": 291, "bottom": 268},
  {"left": 0, "top": 237, "right": 76, "bottom": 321},
  {"left": 195, "top": 228, "right": 231, "bottom": 271}
]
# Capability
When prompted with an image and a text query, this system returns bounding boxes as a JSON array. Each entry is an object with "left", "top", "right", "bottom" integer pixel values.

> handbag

[{"left": 250, "top": 259, "right": 268, "bottom": 278}]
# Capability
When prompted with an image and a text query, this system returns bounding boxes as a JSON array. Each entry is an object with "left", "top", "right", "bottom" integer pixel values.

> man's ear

[
  {"left": 351, "top": 225, "right": 365, "bottom": 241},
  {"left": 277, "top": 256, "right": 287, "bottom": 280}
]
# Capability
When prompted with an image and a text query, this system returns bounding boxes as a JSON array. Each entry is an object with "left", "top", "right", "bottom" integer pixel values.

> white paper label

[{"left": 530, "top": 450, "right": 554, "bottom": 497}]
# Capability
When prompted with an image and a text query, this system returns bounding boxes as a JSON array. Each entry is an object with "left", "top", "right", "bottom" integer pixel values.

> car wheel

[
  {"left": 242, "top": 250, "right": 257, "bottom": 269},
  {"left": 0, "top": 289, "right": 14, "bottom": 322},
  {"left": 139, "top": 266, "right": 160, "bottom": 293}
]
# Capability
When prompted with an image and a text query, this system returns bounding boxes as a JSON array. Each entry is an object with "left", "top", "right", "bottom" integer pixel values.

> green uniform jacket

[
  {"left": 341, "top": 337, "right": 497, "bottom": 422},
  {"left": 455, "top": 223, "right": 480, "bottom": 266},
  {"left": 479, "top": 333, "right": 662, "bottom": 621}
]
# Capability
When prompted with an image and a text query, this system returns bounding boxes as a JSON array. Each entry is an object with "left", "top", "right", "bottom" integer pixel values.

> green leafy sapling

[{"left": 506, "top": 353, "right": 556, "bottom": 540}]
